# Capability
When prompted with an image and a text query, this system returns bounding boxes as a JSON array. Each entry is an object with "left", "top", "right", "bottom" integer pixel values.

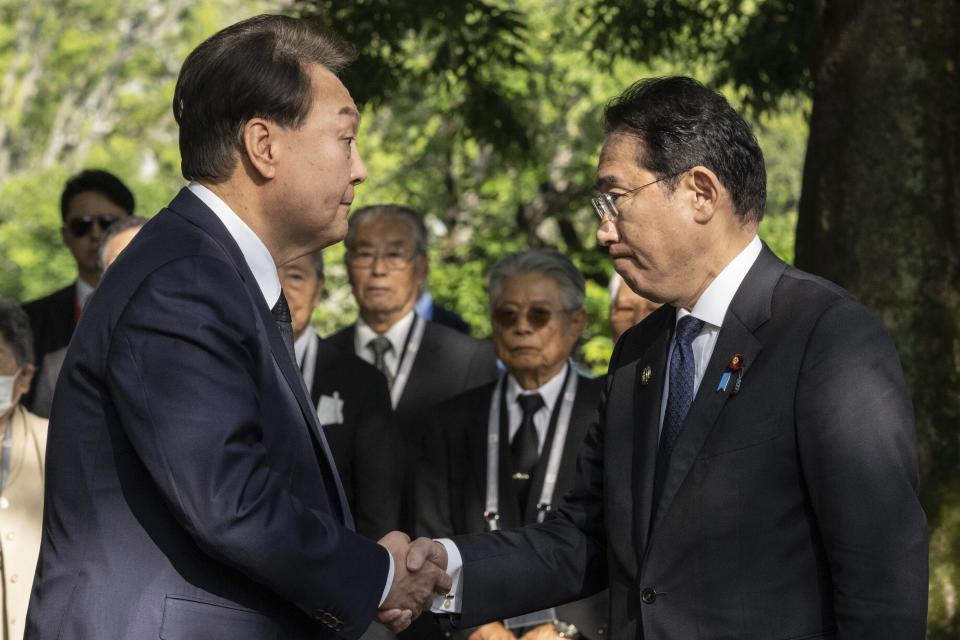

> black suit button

[{"left": 640, "top": 587, "right": 657, "bottom": 604}]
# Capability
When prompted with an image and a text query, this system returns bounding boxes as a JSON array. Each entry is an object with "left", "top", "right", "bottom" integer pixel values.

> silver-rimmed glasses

[{"left": 591, "top": 171, "right": 689, "bottom": 221}]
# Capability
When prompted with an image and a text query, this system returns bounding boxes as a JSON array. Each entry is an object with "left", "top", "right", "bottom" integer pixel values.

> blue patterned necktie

[{"left": 652, "top": 315, "right": 705, "bottom": 517}]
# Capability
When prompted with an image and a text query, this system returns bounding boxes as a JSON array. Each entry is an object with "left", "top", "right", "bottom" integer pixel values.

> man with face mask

[{"left": 0, "top": 299, "right": 45, "bottom": 640}]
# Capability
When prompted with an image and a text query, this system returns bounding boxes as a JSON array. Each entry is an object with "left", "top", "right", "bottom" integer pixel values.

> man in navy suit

[
  {"left": 26, "top": 15, "right": 447, "bottom": 640},
  {"left": 400, "top": 77, "right": 928, "bottom": 639}
]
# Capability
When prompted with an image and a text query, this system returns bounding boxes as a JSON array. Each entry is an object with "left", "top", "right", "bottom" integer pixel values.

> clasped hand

[{"left": 377, "top": 531, "right": 451, "bottom": 633}]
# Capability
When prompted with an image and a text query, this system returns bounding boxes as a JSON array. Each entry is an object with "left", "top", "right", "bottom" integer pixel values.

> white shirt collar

[
  {"left": 506, "top": 361, "right": 570, "bottom": 415},
  {"left": 679, "top": 235, "right": 762, "bottom": 329},
  {"left": 187, "top": 182, "right": 281, "bottom": 309},
  {"left": 294, "top": 327, "right": 315, "bottom": 368},
  {"left": 355, "top": 309, "right": 417, "bottom": 355}
]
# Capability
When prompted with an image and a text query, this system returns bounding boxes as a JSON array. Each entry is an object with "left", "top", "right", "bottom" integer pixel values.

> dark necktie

[
  {"left": 367, "top": 336, "right": 394, "bottom": 387},
  {"left": 512, "top": 392, "right": 545, "bottom": 513},
  {"left": 652, "top": 315, "right": 705, "bottom": 515},
  {"left": 271, "top": 291, "right": 297, "bottom": 366}
]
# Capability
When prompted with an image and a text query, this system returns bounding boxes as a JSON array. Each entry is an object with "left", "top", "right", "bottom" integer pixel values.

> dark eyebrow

[{"left": 594, "top": 175, "right": 620, "bottom": 191}]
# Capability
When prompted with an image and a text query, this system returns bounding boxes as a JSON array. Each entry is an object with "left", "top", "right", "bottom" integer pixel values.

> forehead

[
  {"left": 352, "top": 217, "right": 417, "bottom": 245},
  {"left": 66, "top": 191, "right": 128, "bottom": 219},
  {"left": 306, "top": 64, "right": 359, "bottom": 126},
  {"left": 496, "top": 272, "right": 564, "bottom": 303},
  {"left": 596, "top": 132, "right": 650, "bottom": 188},
  {"left": 280, "top": 254, "right": 315, "bottom": 272}
]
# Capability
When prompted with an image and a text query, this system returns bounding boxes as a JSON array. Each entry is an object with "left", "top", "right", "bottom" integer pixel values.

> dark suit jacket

[
  {"left": 26, "top": 189, "right": 388, "bottom": 640},
  {"left": 327, "top": 321, "right": 498, "bottom": 522},
  {"left": 21, "top": 283, "right": 77, "bottom": 411},
  {"left": 429, "top": 302, "right": 470, "bottom": 335},
  {"left": 449, "top": 246, "right": 928, "bottom": 640},
  {"left": 417, "top": 374, "right": 608, "bottom": 639},
  {"left": 302, "top": 330, "right": 402, "bottom": 539}
]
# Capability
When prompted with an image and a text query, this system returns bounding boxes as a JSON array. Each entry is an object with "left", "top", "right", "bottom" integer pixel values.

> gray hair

[
  {"left": 344, "top": 205, "right": 428, "bottom": 255},
  {"left": 0, "top": 299, "right": 34, "bottom": 366},
  {"left": 99, "top": 215, "right": 147, "bottom": 272},
  {"left": 487, "top": 249, "right": 585, "bottom": 311}
]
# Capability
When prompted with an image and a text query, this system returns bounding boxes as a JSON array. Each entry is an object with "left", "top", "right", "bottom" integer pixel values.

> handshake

[{"left": 377, "top": 531, "right": 452, "bottom": 633}]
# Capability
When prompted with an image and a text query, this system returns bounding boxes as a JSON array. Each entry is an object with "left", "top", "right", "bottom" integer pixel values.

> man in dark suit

[
  {"left": 327, "top": 205, "right": 499, "bottom": 531},
  {"left": 278, "top": 250, "right": 401, "bottom": 540},
  {"left": 417, "top": 250, "right": 607, "bottom": 640},
  {"left": 21, "top": 169, "right": 133, "bottom": 415},
  {"left": 402, "top": 77, "right": 928, "bottom": 639},
  {"left": 26, "top": 16, "right": 448, "bottom": 640}
]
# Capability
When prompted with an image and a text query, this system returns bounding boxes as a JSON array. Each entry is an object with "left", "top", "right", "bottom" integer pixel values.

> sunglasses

[
  {"left": 66, "top": 214, "right": 119, "bottom": 238},
  {"left": 492, "top": 306, "right": 564, "bottom": 330}
]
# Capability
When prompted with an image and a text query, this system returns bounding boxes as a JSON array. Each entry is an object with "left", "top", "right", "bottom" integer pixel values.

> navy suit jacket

[
  {"left": 449, "top": 246, "right": 928, "bottom": 640},
  {"left": 26, "top": 189, "right": 388, "bottom": 640}
]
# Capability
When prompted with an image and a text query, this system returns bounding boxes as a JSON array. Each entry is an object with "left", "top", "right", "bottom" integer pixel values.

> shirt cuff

[
  {"left": 430, "top": 538, "right": 463, "bottom": 614},
  {"left": 379, "top": 549, "right": 395, "bottom": 607}
]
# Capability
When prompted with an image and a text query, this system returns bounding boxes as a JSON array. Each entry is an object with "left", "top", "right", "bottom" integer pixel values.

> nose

[
  {"left": 352, "top": 143, "right": 367, "bottom": 185},
  {"left": 596, "top": 218, "right": 619, "bottom": 247},
  {"left": 370, "top": 254, "right": 388, "bottom": 276}
]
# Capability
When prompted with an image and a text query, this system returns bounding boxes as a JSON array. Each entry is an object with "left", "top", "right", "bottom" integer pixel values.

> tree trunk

[{"left": 795, "top": 1, "right": 960, "bottom": 635}]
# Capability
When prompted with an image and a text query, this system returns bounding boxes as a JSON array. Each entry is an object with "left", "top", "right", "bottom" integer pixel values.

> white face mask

[{"left": 0, "top": 368, "right": 21, "bottom": 414}]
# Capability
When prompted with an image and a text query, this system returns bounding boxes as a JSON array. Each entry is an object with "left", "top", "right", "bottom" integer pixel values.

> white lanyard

[
  {"left": 389, "top": 314, "right": 425, "bottom": 409},
  {"left": 301, "top": 330, "right": 319, "bottom": 392},
  {"left": 484, "top": 364, "right": 578, "bottom": 531}
]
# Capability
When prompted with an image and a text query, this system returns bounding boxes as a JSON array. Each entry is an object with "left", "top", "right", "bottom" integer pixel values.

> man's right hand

[{"left": 377, "top": 532, "right": 452, "bottom": 632}]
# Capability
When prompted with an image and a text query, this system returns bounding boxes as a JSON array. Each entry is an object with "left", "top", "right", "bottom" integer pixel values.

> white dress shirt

[
  {"left": 434, "top": 235, "right": 764, "bottom": 615},
  {"left": 187, "top": 182, "right": 394, "bottom": 606},
  {"left": 506, "top": 363, "right": 569, "bottom": 455},
  {"left": 76, "top": 278, "right": 95, "bottom": 311},
  {"left": 294, "top": 328, "right": 314, "bottom": 369},
  {"left": 353, "top": 309, "right": 417, "bottom": 379},
  {"left": 658, "top": 235, "right": 762, "bottom": 434}
]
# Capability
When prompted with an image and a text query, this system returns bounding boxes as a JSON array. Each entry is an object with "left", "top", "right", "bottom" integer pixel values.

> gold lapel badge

[{"left": 640, "top": 365, "right": 652, "bottom": 386}]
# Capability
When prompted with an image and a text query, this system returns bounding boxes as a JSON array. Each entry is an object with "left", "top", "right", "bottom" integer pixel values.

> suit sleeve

[
  {"left": 106, "top": 255, "right": 388, "bottom": 639},
  {"left": 352, "top": 368, "right": 402, "bottom": 539},
  {"left": 449, "top": 380, "right": 610, "bottom": 627},
  {"left": 795, "top": 298, "right": 928, "bottom": 639}
]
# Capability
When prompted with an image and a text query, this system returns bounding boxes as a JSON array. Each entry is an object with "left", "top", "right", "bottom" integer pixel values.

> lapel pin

[
  {"left": 717, "top": 353, "right": 746, "bottom": 393},
  {"left": 640, "top": 365, "right": 652, "bottom": 386}
]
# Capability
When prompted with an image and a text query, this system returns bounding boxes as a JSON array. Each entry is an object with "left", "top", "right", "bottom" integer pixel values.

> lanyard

[
  {"left": 483, "top": 364, "right": 578, "bottom": 531},
  {"left": 0, "top": 409, "right": 15, "bottom": 502},
  {"left": 389, "top": 314, "right": 425, "bottom": 409},
  {"left": 301, "top": 330, "right": 319, "bottom": 392}
]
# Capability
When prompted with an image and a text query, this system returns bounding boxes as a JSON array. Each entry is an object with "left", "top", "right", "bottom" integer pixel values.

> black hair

[
  {"left": 60, "top": 169, "right": 135, "bottom": 221},
  {"left": 604, "top": 76, "right": 767, "bottom": 222},
  {"left": 0, "top": 299, "right": 34, "bottom": 366}
]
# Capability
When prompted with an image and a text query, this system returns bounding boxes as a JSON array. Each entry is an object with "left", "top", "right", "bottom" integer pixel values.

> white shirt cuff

[
  {"left": 379, "top": 550, "right": 395, "bottom": 607},
  {"left": 430, "top": 538, "right": 463, "bottom": 614}
]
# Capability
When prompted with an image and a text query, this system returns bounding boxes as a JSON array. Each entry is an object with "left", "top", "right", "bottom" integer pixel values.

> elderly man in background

[
  {"left": 0, "top": 300, "right": 46, "bottom": 640},
  {"left": 328, "top": 204, "right": 498, "bottom": 533},
  {"left": 416, "top": 249, "right": 608, "bottom": 640},
  {"left": 31, "top": 216, "right": 148, "bottom": 416},
  {"left": 22, "top": 169, "right": 134, "bottom": 415},
  {"left": 608, "top": 272, "right": 661, "bottom": 343},
  {"left": 278, "top": 250, "right": 400, "bottom": 539}
]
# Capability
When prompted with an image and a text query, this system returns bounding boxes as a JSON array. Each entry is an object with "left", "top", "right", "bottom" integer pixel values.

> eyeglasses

[
  {"left": 66, "top": 214, "right": 119, "bottom": 237},
  {"left": 346, "top": 248, "right": 418, "bottom": 270},
  {"left": 591, "top": 170, "right": 690, "bottom": 221},
  {"left": 492, "top": 305, "right": 566, "bottom": 330}
]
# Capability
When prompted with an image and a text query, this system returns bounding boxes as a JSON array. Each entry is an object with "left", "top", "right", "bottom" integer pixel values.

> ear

[
  {"left": 241, "top": 118, "right": 279, "bottom": 180},
  {"left": 15, "top": 364, "right": 35, "bottom": 397},
  {"left": 685, "top": 166, "right": 722, "bottom": 224}
]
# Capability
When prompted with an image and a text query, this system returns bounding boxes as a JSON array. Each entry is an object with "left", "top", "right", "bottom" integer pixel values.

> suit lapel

[
  {"left": 632, "top": 319, "right": 672, "bottom": 559},
  {"left": 168, "top": 188, "right": 353, "bottom": 528},
  {"left": 647, "top": 246, "right": 785, "bottom": 535}
]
